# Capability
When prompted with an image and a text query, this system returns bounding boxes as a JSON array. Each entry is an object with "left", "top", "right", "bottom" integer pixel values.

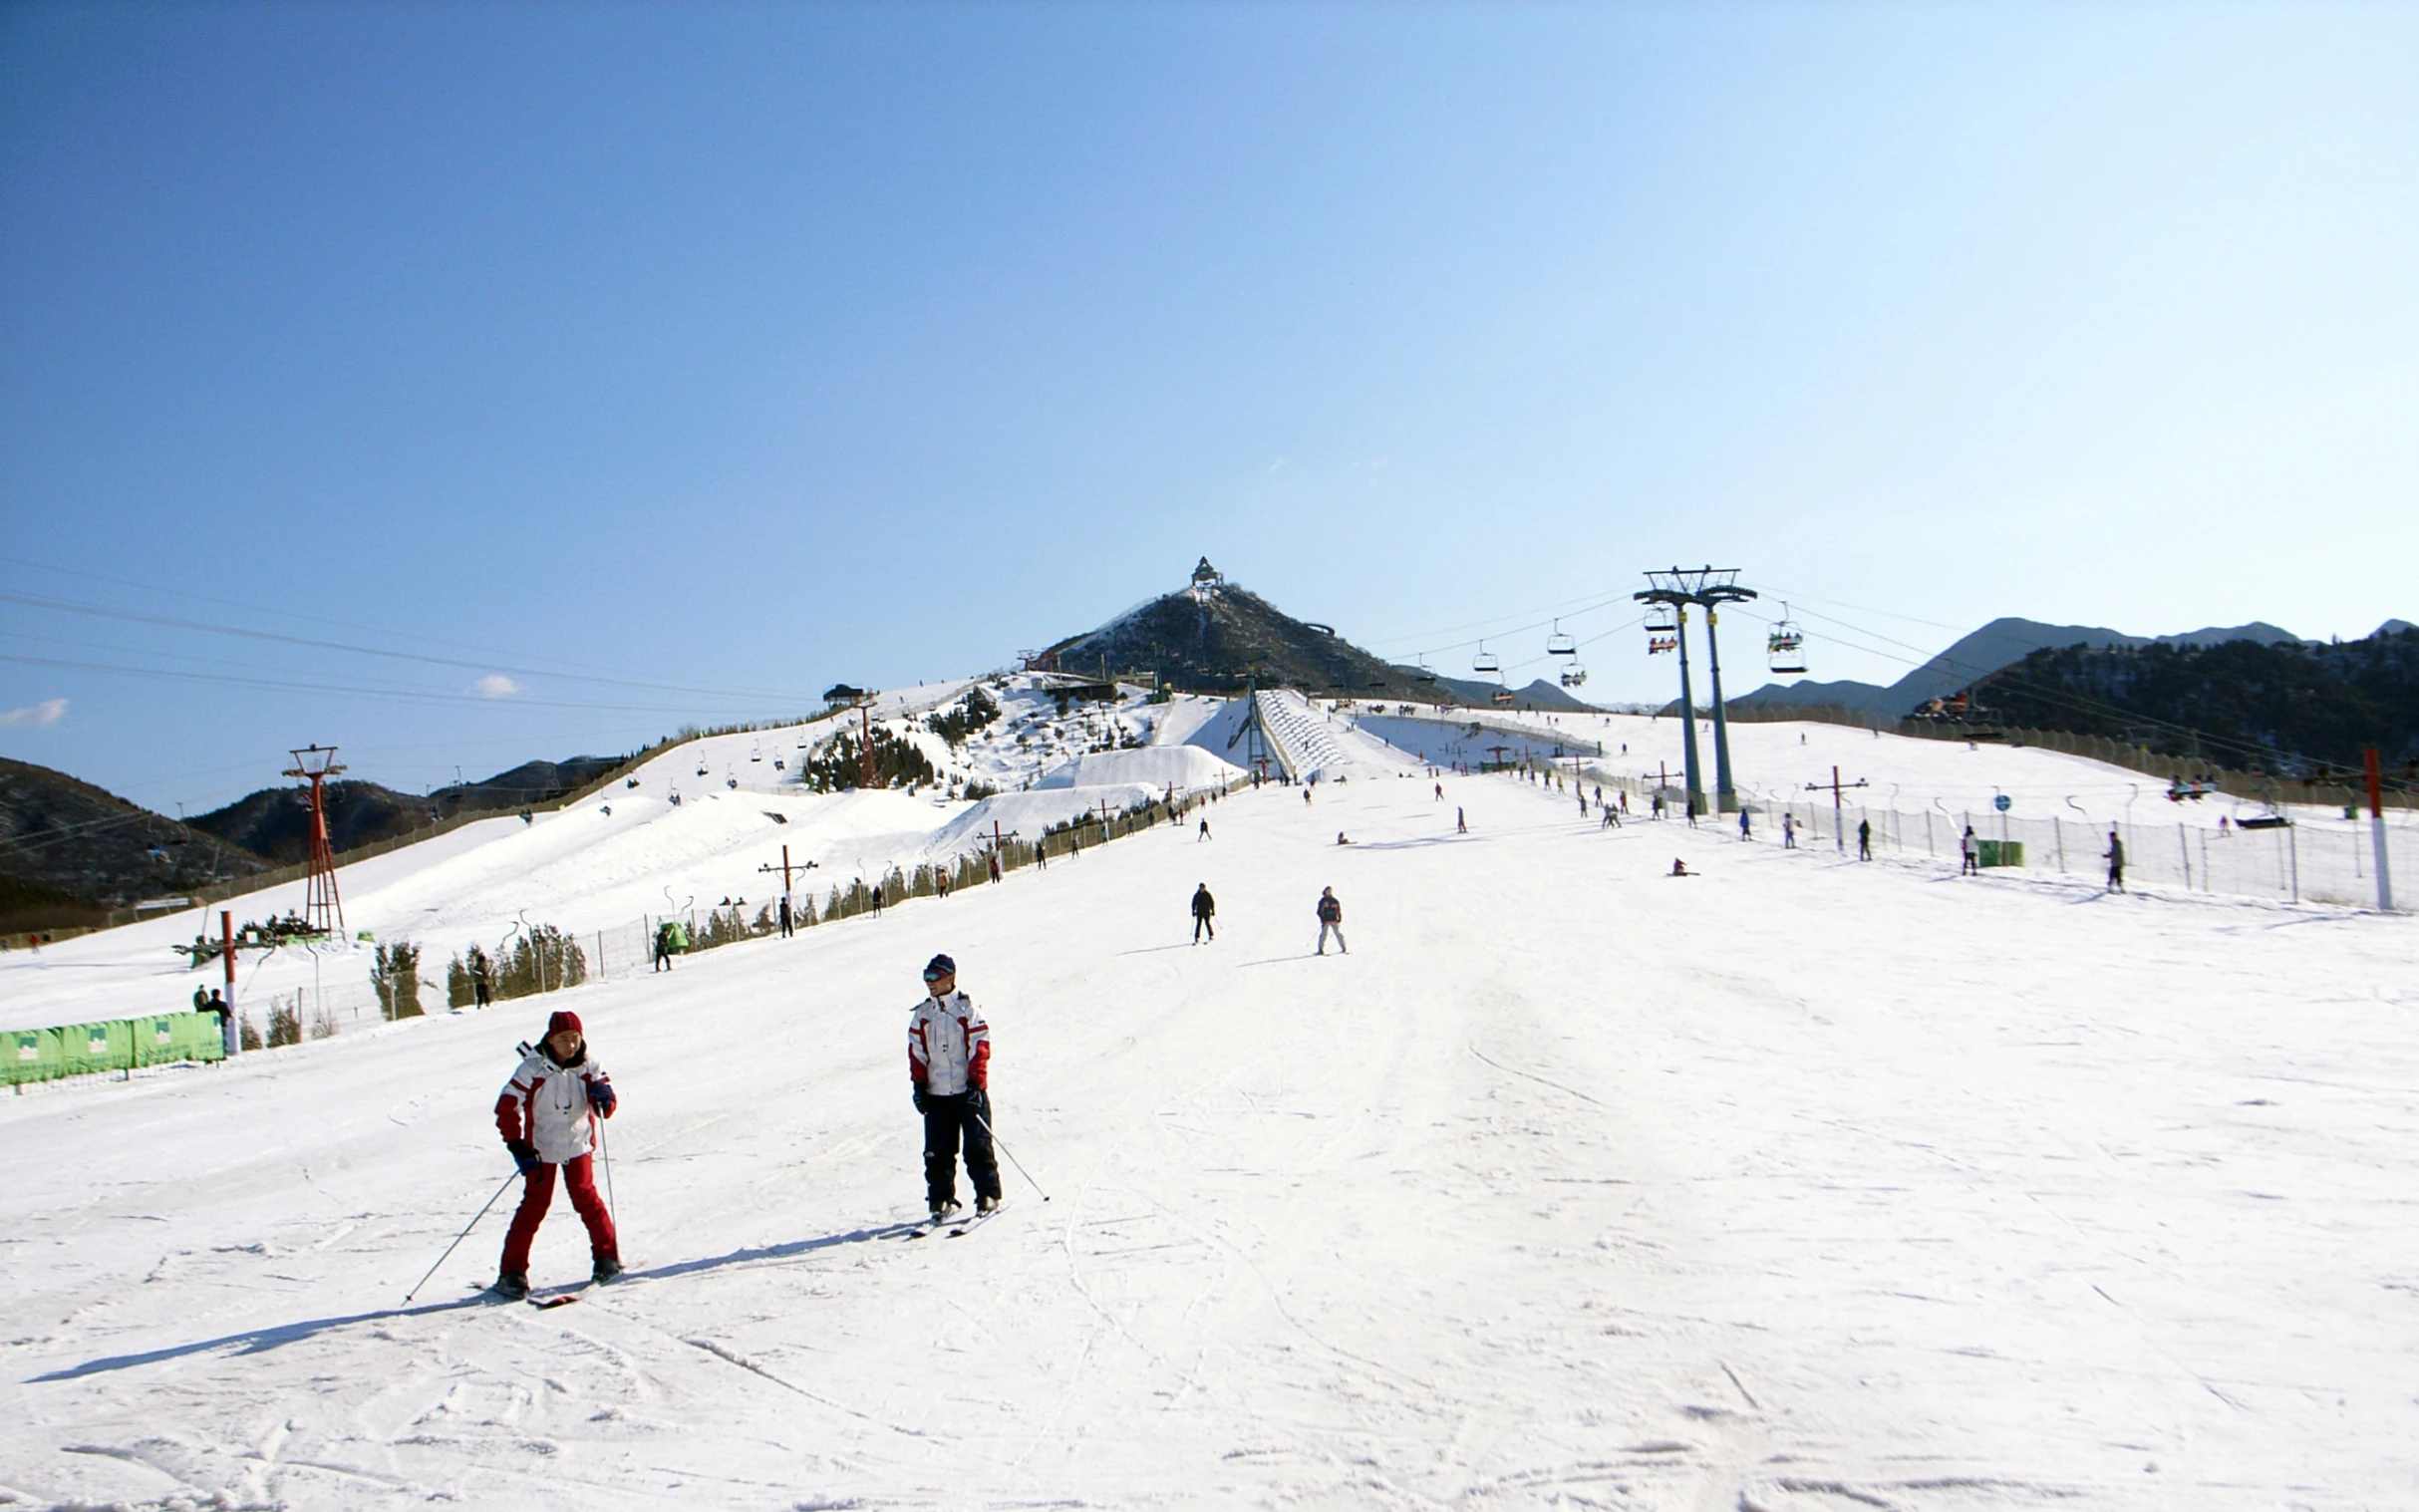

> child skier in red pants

[{"left": 493, "top": 1010, "right": 619, "bottom": 1298}]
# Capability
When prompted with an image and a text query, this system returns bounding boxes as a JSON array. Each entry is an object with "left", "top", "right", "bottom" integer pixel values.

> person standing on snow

[
  {"left": 1782, "top": 812, "right": 1796, "bottom": 849},
  {"left": 1857, "top": 817, "right": 1872, "bottom": 861},
  {"left": 492, "top": 1010, "right": 620, "bottom": 1299},
  {"left": 1198, "top": 816, "right": 1211, "bottom": 841},
  {"left": 1191, "top": 883, "right": 1216, "bottom": 943},
  {"left": 1315, "top": 887, "right": 1348, "bottom": 955},
  {"left": 908, "top": 954, "right": 1001, "bottom": 1223},
  {"left": 1960, "top": 825, "right": 1980, "bottom": 875},
  {"left": 2104, "top": 828, "right": 2126, "bottom": 892}
]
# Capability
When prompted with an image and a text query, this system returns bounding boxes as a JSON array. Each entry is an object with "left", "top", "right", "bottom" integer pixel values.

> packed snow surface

[
  {"left": 1033, "top": 745, "right": 1243, "bottom": 791},
  {"left": 4, "top": 753, "right": 2415, "bottom": 1510}
]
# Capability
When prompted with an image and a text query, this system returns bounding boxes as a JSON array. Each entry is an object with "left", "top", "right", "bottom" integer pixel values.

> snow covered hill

[
  {"left": 3, "top": 753, "right": 2413, "bottom": 1510},
  {"left": 0, "top": 678, "right": 1239, "bottom": 1037}
]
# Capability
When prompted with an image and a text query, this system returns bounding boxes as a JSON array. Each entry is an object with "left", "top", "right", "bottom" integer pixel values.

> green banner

[{"left": 6, "top": 1010, "right": 228, "bottom": 1086}]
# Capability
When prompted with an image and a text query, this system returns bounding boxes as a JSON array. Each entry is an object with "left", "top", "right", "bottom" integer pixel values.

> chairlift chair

[
  {"left": 1414, "top": 657, "right": 1438, "bottom": 685},
  {"left": 1547, "top": 622, "right": 1577, "bottom": 659},
  {"left": 1645, "top": 604, "right": 1678, "bottom": 656},
  {"left": 1766, "top": 604, "right": 1808, "bottom": 675},
  {"left": 1560, "top": 666, "right": 1589, "bottom": 689},
  {"left": 1472, "top": 643, "right": 1500, "bottom": 675},
  {"left": 1491, "top": 688, "right": 1516, "bottom": 707}
]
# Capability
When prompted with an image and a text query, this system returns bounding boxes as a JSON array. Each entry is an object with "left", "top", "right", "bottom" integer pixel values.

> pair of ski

[
  {"left": 907, "top": 1204, "right": 1000, "bottom": 1240},
  {"left": 491, "top": 1274, "right": 624, "bottom": 1309}
]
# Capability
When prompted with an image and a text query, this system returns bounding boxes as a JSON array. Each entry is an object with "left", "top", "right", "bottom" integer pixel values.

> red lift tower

[{"left": 284, "top": 745, "right": 347, "bottom": 937}]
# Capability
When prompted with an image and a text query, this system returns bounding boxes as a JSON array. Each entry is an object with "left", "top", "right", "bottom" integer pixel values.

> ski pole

[
  {"left": 971, "top": 1107, "right": 1050, "bottom": 1202},
  {"left": 598, "top": 1117, "right": 619, "bottom": 1228},
  {"left": 403, "top": 1170, "right": 519, "bottom": 1304}
]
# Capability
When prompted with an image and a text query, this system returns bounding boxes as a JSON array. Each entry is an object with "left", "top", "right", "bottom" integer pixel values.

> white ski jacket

[
  {"left": 494, "top": 1048, "right": 613, "bottom": 1163},
  {"left": 908, "top": 991, "right": 990, "bottom": 1096}
]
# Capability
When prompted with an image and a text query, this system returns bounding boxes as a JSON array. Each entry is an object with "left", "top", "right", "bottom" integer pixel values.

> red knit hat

[{"left": 546, "top": 1010, "right": 583, "bottom": 1038}]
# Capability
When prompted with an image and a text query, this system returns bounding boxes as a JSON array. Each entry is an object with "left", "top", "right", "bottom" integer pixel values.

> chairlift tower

[
  {"left": 283, "top": 745, "right": 347, "bottom": 936},
  {"left": 1636, "top": 567, "right": 1758, "bottom": 815}
]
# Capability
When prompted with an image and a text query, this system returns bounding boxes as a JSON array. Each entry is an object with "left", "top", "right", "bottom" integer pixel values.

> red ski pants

[{"left": 500, "top": 1152, "right": 617, "bottom": 1274}]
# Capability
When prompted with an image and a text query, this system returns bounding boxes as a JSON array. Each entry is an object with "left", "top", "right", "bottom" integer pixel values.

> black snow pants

[{"left": 923, "top": 1091, "right": 1002, "bottom": 1207}]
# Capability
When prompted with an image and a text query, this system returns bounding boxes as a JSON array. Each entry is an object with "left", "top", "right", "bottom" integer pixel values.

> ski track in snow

[{"left": 4, "top": 720, "right": 2417, "bottom": 1509}]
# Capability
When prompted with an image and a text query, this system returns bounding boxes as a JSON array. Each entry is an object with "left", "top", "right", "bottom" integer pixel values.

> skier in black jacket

[{"left": 1191, "top": 883, "right": 1216, "bottom": 943}]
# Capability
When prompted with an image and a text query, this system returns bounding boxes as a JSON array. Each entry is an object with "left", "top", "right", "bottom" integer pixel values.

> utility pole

[
  {"left": 221, "top": 909, "right": 240, "bottom": 1057},
  {"left": 1805, "top": 764, "right": 1870, "bottom": 853},
  {"left": 2365, "top": 747, "right": 2396, "bottom": 911}
]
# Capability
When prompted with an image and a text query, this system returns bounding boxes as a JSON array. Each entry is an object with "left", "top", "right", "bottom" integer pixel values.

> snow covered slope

[
  {"left": 4, "top": 761, "right": 2413, "bottom": 1510},
  {"left": 1034, "top": 745, "right": 1242, "bottom": 791},
  {"left": 0, "top": 678, "right": 1228, "bottom": 1036}
]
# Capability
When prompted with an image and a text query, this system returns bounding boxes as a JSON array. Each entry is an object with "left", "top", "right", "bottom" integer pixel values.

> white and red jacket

[
  {"left": 908, "top": 991, "right": 989, "bottom": 1096},
  {"left": 495, "top": 1047, "right": 613, "bottom": 1163}
]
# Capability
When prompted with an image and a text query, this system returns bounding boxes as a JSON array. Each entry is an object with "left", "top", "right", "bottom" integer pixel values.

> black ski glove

[
  {"left": 966, "top": 1087, "right": 991, "bottom": 1125},
  {"left": 911, "top": 1082, "right": 929, "bottom": 1114},
  {"left": 506, "top": 1140, "right": 540, "bottom": 1177}
]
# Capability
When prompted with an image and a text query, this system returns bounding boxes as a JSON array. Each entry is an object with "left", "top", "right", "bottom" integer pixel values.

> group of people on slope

[
  {"left": 489, "top": 952, "right": 1004, "bottom": 1295},
  {"left": 1187, "top": 883, "right": 1347, "bottom": 955}
]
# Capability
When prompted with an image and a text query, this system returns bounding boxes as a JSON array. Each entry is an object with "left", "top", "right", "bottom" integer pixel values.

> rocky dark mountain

[
  {"left": 186, "top": 756, "right": 631, "bottom": 863},
  {"left": 1415, "top": 673, "right": 1599, "bottom": 713},
  {"left": 0, "top": 759, "right": 270, "bottom": 933},
  {"left": 1973, "top": 627, "right": 2419, "bottom": 774},
  {"left": 1042, "top": 562, "right": 1445, "bottom": 699},
  {"left": 1728, "top": 617, "right": 2314, "bottom": 721}
]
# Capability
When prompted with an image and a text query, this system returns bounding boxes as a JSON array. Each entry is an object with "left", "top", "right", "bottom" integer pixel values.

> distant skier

[
  {"left": 1198, "top": 817, "right": 1211, "bottom": 841},
  {"left": 871, "top": 884, "right": 885, "bottom": 918},
  {"left": 1738, "top": 809, "right": 1752, "bottom": 841},
  {"left": 777, "top": 896, "right": 793, "bottom": 937},
  {"left": 2104, "top": 829, "right": 2126, "bottom": 892},
  {"left": 1303, "top": 787, "right": 1313, "bottom": 806},
  {"left": 492, "top": 1010, "right": 620, "bottom": 1299},
  {"left": 1960, "top": 825, "right": 1979, "bottom": 875},
  {"left": 1192, "top": 883, "right": 1216, "bottom": 943},
  {"left": 1315, "top": 887, "right": 1348, "bottom": 955},
  {"left": 1669, "top": 857, "right": 1692, "bottom": 876},
  {"left": 473, "top": 955, "right": 493, "bottom": 1005},
  {"left": 1782, "top": 812, "right": 1797, "bottom": 849},
  {"left": 1456, "top": 806, "right": 1467, "bottom": 834},
  {"left": 1856, "top": 818, "right": 1871, "bottom": 861},
  {"left": 1434, "top": 782, "right": 1444, "bottom": 800},
  {"left": 1336, "top": 831, "right": 1352, "bottom": 845},
  {"left": 908, "top": 954, "right": 1000, "bottom": 1223},
  {"left": 652, "top": 924, "right": 675, "bottom": 973}
]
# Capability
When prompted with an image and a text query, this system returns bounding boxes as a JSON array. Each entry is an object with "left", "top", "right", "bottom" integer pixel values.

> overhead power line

[{"left": 0, "top": 589, "right": 810, "bottom": 707}]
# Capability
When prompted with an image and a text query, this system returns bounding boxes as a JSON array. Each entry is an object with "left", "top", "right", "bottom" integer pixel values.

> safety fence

[
  {"left": 1556, "top": 761, "right": 2412, "bottom": 909},
  {"left": 1767, "top": 799, "right": 2410, "bottom": 908},
  {"left": 8, "top": 1009, "right": 226, "bottom": 1087}
]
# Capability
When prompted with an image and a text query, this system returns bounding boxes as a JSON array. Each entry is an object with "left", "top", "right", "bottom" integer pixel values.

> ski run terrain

[{"left": 4, "top": 686, "right": 2416, "bottom": 1511}]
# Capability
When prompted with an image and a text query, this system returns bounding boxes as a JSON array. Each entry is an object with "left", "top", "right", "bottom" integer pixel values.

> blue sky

[{"left": 4, "top": 2, "right": 2414, "bottom": 812}]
